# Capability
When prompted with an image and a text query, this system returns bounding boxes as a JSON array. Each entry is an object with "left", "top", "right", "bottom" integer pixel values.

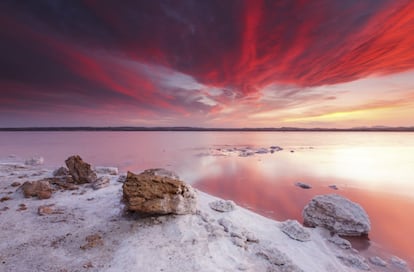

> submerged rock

[
  {"left": 280, "top": 219, "right": 311, "bottom": 242},
  {"left": 209, "top": 200, "right": 236, "bottom": 212},
  {"left": 295, "top": 182, "right": 312, "bottom": 189},
  {"left": 122, "top": 169, "right": 197, "bottom": 215},
  {"left": 22, "top": 180, "right": 52, "bottom": 199},
  {"left": 303, "top": 194, "right": 370, "bottom": 236},
  {"left": 65, "top": 155, "right": 97, "bottom": 184}
]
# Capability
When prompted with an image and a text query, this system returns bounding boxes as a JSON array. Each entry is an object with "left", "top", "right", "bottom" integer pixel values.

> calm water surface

[{"left": 1, "top": 131, "right": 413, "bottom": 267}]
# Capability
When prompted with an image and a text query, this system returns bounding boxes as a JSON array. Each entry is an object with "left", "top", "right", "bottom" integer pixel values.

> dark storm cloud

[{"left": 0, "top": 0, "right": 413, "bottom": 126}]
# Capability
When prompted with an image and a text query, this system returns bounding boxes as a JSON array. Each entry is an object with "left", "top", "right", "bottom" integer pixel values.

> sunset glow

[{"left": 1, "top": 0, "right": 414, "bottom": 128}]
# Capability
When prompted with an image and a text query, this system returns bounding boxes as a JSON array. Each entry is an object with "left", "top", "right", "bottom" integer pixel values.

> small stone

[
  {"left": 295, "top": 182, "right": 312, "bottom": 189},
  {"left": 92, "top": 176, "right": 110, "bottom": 190},
  {"left": 0, "top": 196, "right": 11, "bottom": 202},
  {"left": 391, "top": 256, "right": 408, "bottom": 269},
  {"left": 24, "top": 157, "right": 44, "bottom": 166},
  {"left": 11, "top": 182, "right": 21, "bottom": 187},
  {"left": 22, "top": 180, "right": 52, "bottom": 199},
  {"left": 117, "top": 175, "right": 126, "bottom": 183},
  {"left": 80, "top": 234, "right": 103, "bottom": 250},
  {"left": 218, "top": 218, "right": 233, "bottom": 232},
  {"left": 329, "top": 185, "right": 339, "bottom": 190},
  {"left": 328, "top": 234, "right": 352, "bottom": 249},
  {"left": 369, "top": 256, "right": 387, "bottom": 267},
  {"left": 243, "top": 230, "right": 259, "bottom": 243},
  {"left": 337, "top": 254, "right": 370, "bottom": 271},
  {"left": 95, "top": 166, "right": 119, "bottom": 175},
  {"left": 209, "top": 200, "right": 236, "bottom": 212},
  {"left": 53, "top": 167, "right": 69, "bottom": 177},
  {"left": 280, "top": 220, "right": 311, "bottom": 242},
  {"left": 17, "top": 203, "right": 27, "bottom": 211},
  {"left": 37, "top": 205, "right": 63, "bottom": 216}
]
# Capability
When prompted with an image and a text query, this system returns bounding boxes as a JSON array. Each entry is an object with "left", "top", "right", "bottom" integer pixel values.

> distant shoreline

[{"left": 1, "top": 127, "right": 414, "bottom": 132}]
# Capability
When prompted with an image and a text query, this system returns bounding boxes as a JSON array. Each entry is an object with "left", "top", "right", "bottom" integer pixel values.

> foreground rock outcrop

[
  {"left": 21, "top": 180, "right": 52, "bottom": 199},
  {"left": 122, "top": 169, "right": 197, "bottom": 215},
  {"left": 65, "top": 155, "right": 97, "bottom": 184},
  {"left": 303, "top": 194, "right": 370, "bottom": 236}
]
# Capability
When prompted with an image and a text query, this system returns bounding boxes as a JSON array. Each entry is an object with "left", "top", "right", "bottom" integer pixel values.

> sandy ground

[{"left": 0, "top": 160, "right": 411, "bottom": 272}]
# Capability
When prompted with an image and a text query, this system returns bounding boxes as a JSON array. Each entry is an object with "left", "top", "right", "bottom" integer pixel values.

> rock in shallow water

[
  {"left": 65, "top": 155, "right": 97, "bottom": 184},
  {"left": 122, "top": 169, "right": 197, "bottom": 215},
  {"left": 302, "top": 194, "right": 370, "bottom": 236}
]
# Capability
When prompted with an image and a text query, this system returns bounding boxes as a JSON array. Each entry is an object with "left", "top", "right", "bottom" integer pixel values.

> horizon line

[{"left": 1, "top": 126, "right": 414, "bottom": 132}]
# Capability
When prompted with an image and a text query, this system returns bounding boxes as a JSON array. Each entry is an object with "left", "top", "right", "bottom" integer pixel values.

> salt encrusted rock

[
  {"left": 92, "top": 176, "right": 110, "bottom": 190},
  {"left": 53, "top": 167, "right": 69, "bottom": 177},
  {"left": 369, "top": 256, "right": 387, "bottom": 267},
  {"left": 328, "top": 234, "right": 352, "bottom": 249},
  {"left": 337, "top": 254, "right": 370, "bottom": 270},
  {"left": 295, "top": 182, "right": 312, "bottom": 189},
  {"left": 218, "top": 218, "right": 233, "bottom": 232},
  {"left": 24, "top": 157, "right": 44, "bottom": 166},
  {"left": 303, "top": 194, "right": 371, "bottom": 236},
  {"left": 391, "top": 256, "right": 409, "bottom": 270},
  {"left": 209, "top": 200, "right": 236, "bottom": 212},
  {"left": 117, "top": 174, "right": 126, "bottom": 183},
  {"left": 122, "top": 170, "right": 197, "bottom": 215},
  {"left": 256, "top": 248, "right": 303, "bottom": 272},
  {"left": 22, "top": 180, "right": 52, "bottom": 199},
  {"left": 141, "top": 168, "right": 179, "bottom": 180},
  {"left": 65, "top": 155, "right": 97, "bottom": 184},
  {"left": 280, "top": 220, "right": 311, "bottom": 242},
  {"left": 94, "top": 166, "right": 119, "bottom": 176}
]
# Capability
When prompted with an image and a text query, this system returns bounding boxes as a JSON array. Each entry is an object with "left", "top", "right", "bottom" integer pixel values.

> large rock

[
  {"left": 122, "top": 170, "right": 197, "bottom": 215},
  {"left": 65, "top": 155, "right": 97, "bottom": 184},
  {"left": 22, "top": 180, "right": 52, "bottom": 199},
  {"left": 302, "top": 194, "right": 370, "bottom": 236}
]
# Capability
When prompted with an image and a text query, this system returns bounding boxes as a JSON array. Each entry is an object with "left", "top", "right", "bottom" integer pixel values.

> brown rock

[
  {"left": 17, "top": 203, "right": 27, "bottom": 211},
  {"left": 122, "top": 169, "right": 197, "bottom": 215},
  {"left": 11, "top": 181, "right": 21, "bottom": 187},
  {"left": 53, "top": 167, "right": 69, "bottom": 177},
  {"left": 92, "top": 176, "right": 110, "bottom": 190},
  {"left": 65, "top": 155, "right": 97, "bottom": 184},
  {"left": 0, "top": 196, "right": 11, "bottom": 202},
  {"left": 21, "top": 180, "right": 52, "bottom": 199},
  {"left": 38, "top": 204, "right": 64, "bottom": 216},
  {"left": 80, "top": 234, "right": 103, "bottom": 250}
]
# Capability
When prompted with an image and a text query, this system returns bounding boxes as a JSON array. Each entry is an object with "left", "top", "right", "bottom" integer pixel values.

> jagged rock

[
  {"left": 209, "top": 200, "right": 236, "bottom": 212},
  {"left": 337, "top": 254, "right": 370, "bottom": 270},
  {"left": 53, "top": 167, "right": 69, "bottom": 177},
  {"left": 369, "top": 256, "right": 387, "bottom": 267},
  {"left": 295, "top": 182, "right": 312, "bottom": 189},
  {"left": 280, "top": 220, "right": 311, "bottom": 242},
  {"left": 141, "top": 168, "right": 179, "bottom": 180},
  {"left": 65, "top": 155, "right": 97, "bottom": 184},
  {"left": 24, "top": 157, "right": 44, "bottom": 166},
  {"left": 122, "top": 170, "right": 197, "bottom": 215},
  {"left": 22, "top": 180, "right": 52, "bottom": 199},
  {"left": 92, "top": 176, "right": 110, "bottom": 190},
  {"left": 328, "top": 234, "right": 352, "bottom": 249},
  {"left": 95, "top": 166, "right": 119, "bottom": 175},
  {"left": 303, "top": 194, "right": 371, "bottom": 236}
]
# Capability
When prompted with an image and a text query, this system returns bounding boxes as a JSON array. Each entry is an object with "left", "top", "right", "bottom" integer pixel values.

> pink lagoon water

[{"left": 1, "top": 131, "right": 413, "bottom": 267}]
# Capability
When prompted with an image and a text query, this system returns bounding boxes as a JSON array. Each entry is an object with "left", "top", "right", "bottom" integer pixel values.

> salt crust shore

[{"left": 0, "top": 161, "right": 411, "bottom": 272}]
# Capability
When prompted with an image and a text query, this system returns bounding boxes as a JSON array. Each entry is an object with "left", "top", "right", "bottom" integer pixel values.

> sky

[{"left": 1, "top": 0, "right": 414, "bottom": 128}]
